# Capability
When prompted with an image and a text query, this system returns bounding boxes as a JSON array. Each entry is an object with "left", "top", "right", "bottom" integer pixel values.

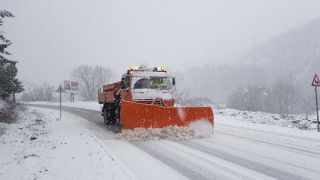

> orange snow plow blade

[{"left": 120, "top": 100, "right": 214, "bottom": 130}]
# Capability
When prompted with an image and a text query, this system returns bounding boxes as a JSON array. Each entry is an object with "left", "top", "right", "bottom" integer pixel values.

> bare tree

[
  {"left": 261, "top": 87, "right": 274, "bottom": 113},
  {"left": 21, "top": 82, "right": 37, "bottom": 101},
  {"left": 42, "top": 82, "right": 55, "bottom": 101},
  {"left": 21, "top": 82, "right": 55, "bottom": 102},
  {"left": 228, "top": 86, "right": 269, "bottom": 112},
  {"left": 72, "top": 65, "right": 117, "bottom": 101},
  {"left": 227, "top": 81, "right": 304, "bottom": 114},
  {"left": 271, "top": 81, "right": 300, "bottom": 114},
  {"left": 227, "top": 87, "right": 264, "bottom": 111}
]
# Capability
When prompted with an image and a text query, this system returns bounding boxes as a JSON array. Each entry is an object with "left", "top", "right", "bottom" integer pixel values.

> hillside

[
  {"left": 241, "top": 17, "right": 320, "bottom": 87},
  {"left": 182, "top": 17, "right": 320, "bottom": 108}
]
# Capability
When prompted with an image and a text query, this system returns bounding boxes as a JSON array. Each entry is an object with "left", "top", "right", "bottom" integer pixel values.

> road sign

[
  {"left": 64, "top": 80, "right": 78, "bottom": 94},
  {"left": 312, "top": 74, "right": 320, "bottom": 86},
  {"left": 56, "top": 86, "right": 65, "bottom": 93}
]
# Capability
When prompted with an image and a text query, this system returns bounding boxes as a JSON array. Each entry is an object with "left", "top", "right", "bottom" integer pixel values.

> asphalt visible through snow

[{"left": 29, "top": 104, "right": 320, "bottom": 180}]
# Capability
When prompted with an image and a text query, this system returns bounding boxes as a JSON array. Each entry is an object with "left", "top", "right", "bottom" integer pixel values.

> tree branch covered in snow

[
  {"left": 21, "top": 82, "right": 55, "bottom": 102},
  {"left": 227, "top": 81, "right": 313, "bottom": 114},
  {"left": 72, "top": 65, "right": 117, "bottom": 101}
]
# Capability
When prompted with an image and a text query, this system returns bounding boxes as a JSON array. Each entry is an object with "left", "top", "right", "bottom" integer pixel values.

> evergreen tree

[
  {"left": 0, "top": 10, "right": 13, "bottom": 57},
  {"left": 0, "top": 10, "right": 23, "bottom": 101}
]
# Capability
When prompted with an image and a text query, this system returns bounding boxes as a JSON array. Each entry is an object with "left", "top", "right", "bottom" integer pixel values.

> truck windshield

[{"left": 132, "top": 76, "right": 171, "bottom": 90}]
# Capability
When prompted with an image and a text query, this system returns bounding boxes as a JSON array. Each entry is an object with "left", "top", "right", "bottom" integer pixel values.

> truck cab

[
  {"left": 120, "top": 66, "right": 175, "bottom": 107},
  {"left": 98, "top": 66, "right": 176, "bottom": 125}
]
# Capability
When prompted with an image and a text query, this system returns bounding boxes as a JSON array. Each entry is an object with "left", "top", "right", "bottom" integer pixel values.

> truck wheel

[{"left": 103, "top": 104, "right": 116, "bottom": 125}]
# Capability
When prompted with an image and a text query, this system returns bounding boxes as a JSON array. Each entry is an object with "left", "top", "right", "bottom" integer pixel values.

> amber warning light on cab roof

[
  {"left": 129, "top": 66, "right": 166, "bottom": 72},
  {"left": 154, "top": 66, "right": 165, "bottom": 72},
  {"left": 129, "top": 66, "right": 139, "bottom": 71}
]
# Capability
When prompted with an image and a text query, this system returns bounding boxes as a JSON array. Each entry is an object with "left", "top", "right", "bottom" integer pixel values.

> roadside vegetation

[{"left": 0, "top": 10, "right": 23, "bottom": 123}]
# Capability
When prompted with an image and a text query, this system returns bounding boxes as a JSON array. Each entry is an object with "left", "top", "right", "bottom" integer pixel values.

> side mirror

[
  {"left": 172, "top": 78, "right": 176, "bottom": 86},
  {"left": 121, "top": 78, "right": 126, "bottom": 89}
]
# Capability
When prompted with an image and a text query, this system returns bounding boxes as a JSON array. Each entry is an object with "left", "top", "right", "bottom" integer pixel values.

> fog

[{"left": 2, "top": 0, "right": 320, "bottom": 85}]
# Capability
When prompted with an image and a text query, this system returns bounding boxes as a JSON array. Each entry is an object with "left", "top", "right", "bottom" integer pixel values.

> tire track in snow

[
  {"left": 195, "top": 138, "right": 320, "bottom": 176},
  {"left": 130, "top": 141, "right": 213, "bottom": 180},
  {"left": 131, "top": 141, "right": 275, "bottom": 180},
  {"left": 218, "top": 124, "right": 320, "bottom": 143},
  {"left": 177, "top": 140, "right": 305, "bottom": 180},
  {"left": 215, "top": 130, "right": 320, "bottom": 157}
]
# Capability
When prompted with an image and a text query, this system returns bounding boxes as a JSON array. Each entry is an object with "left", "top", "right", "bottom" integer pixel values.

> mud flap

[{"left": 120, "top": 100, "right": 214, "bottom": 130}]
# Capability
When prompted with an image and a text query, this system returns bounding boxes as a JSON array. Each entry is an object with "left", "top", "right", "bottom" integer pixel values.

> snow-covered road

[{"left": 22, "top": 104, "right": 320, "bottom": 180}]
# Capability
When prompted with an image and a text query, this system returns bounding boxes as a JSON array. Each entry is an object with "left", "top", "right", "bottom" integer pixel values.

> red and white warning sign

[{"left": 312, "top": 74, "right": 320, "bottom": 86}]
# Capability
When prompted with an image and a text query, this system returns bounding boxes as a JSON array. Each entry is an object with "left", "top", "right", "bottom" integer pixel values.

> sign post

[
  {"left": 56, "top": 85, "right": 64, "bottom": 119},
  {"left": 60, "top": 86, "right": 62, "bottom": 119},
  {"left": 311, "top": 74, "right": 320, "bottom": 132}
]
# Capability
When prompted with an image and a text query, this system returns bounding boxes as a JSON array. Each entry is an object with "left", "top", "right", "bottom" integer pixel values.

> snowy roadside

[
  {"left": 217, "top": 109, "right": 320, "bottom": 132},
  {"left": 27, "top": 101, "right": 320, "bottom": 132},
  {"left": 0, "top": 106, "right": 136, "bottom": 180}
]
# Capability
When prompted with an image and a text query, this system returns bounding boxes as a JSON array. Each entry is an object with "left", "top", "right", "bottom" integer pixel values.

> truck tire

[{"left": 103, "top": 103, "right": 116, "bottom": 125}]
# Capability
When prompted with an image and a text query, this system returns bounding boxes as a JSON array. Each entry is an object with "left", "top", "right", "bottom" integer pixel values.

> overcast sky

[{"left": 2, "top": 0, "right": 320, "bottom": 86}]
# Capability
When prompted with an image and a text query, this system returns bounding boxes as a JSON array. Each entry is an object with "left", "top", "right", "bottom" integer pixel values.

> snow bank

[
  {"left": 115, "top": 120, "right": 213, "bottom": 141},
  {"left": 216, "top": 109, "right": 319, "bottom": 131},
  {"left": 0, "top": 107, "right": 131, "bottom": 179}
]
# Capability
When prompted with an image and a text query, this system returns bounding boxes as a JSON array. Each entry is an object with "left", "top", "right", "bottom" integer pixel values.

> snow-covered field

[
  {"left": 0, "top": 107, "right": 135, "bottom": 180},
  {"left": 217, "top": 109, "right": 319, "bottom": 131}
]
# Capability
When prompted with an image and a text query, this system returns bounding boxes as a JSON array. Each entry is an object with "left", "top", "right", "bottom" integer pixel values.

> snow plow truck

[{"left": 98, "top": 66, "right": 214, "bottom": 130}]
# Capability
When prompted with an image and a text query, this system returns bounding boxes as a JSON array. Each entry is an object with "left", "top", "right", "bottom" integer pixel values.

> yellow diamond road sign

[{"left": 312, "top": 74, "right": 320, "bottom": 86}]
